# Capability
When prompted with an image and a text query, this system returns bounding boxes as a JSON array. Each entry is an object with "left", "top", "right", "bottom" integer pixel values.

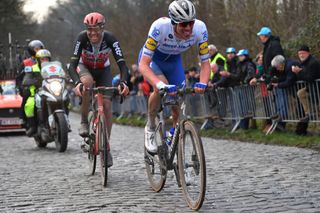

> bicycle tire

[
  {"left": 97, "top": 115, "right": 109, "bottom": 187},
  {"left": 87, "top": 111, "right": 96, "bottom": 176},
  {"left": 144, "top": 116, "right": 167, "bottom": 192},
  {"left": 54, "top": 112, "right": 68, "bottom": 152},
  {"left": 178, "top": 120, "right": 206, "bottom": 210}
]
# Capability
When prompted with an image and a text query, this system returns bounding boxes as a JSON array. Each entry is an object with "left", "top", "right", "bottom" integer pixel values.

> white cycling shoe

[{"left": 144, "top": 125, "right": 157, "bottom": 153}]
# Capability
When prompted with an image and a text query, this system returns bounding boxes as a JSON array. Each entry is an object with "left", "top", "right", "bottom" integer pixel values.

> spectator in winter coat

[
  {"left": 257, "top": 27, "right": 285, "bottom": 76},
  {"left": 292, "top": 45, "right": 320, "bottom": 135},
  {"left": 257, "top": 26, "right": 285, "bottom": 130},
  {"left": 269, "top": 55, "right": 299, "bottom": 130}
]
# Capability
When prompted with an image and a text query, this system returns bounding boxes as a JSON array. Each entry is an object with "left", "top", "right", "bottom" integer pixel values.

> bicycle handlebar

[
  {"left": 159, "top": 86, "right": 213, "bottom": 97},
  {"left": 79, "top": 84, "right": 124, "bottom": 104}
]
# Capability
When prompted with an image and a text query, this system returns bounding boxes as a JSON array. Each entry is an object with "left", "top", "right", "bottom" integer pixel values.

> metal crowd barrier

[
  {"left": 187, "top": 79, "right": 320, "bottom": 134},
  {"left": 105, "top": 79, "right": 319, "bottom": 135}
]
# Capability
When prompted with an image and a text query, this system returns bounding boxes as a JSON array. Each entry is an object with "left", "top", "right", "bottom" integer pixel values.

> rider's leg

[
  {"left": 78, "top": 67, "right": 94, "bottom": 136},
  {"left": 80, "top": 75, "right": 93, "bottom": 123},
  {"left": 147, "top": 75, "right": 168, "bottom": 130}
]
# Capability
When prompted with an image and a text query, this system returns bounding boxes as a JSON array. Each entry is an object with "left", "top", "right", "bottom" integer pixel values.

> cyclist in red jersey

[{"left": 68, "top": 12, "right": 129, "bottom": 165}]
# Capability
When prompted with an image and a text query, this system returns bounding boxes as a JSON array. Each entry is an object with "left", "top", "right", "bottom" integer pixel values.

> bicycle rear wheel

[
  {"left": 97, "top": 115, "right": 109, "bottom": 187},
  {"left": 178, "top": 120, "right": 206, "bottom": 210},
  {"left": 87, "top": 111, "right": 96, "bottom": 175},
  {"left": 144, "top": 116, "right": 167, "bottom": 192}
]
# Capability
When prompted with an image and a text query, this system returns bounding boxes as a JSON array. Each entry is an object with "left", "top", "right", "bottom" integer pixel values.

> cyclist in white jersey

[{"left": 139, "top": 0, "right": 211, "bottom": 153}]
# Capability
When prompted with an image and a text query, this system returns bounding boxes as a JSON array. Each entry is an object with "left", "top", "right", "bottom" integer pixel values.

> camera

[{"left": 267, "top": 76, "right": 278, "bottom": 91}]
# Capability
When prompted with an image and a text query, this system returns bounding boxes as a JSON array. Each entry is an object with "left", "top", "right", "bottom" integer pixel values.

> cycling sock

[{"left": 147, "top": 115, "right": 156, "bottom": 130}]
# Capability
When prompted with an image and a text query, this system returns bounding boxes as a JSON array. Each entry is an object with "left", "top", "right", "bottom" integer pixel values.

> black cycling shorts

[{"left": 78, "top": 63, "right": 112, "bottom": 87}]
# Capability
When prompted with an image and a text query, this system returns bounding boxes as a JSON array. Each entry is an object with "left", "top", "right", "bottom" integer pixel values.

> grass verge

[{"left": 113, "top": 116, "right": 320, "bottom": 151}]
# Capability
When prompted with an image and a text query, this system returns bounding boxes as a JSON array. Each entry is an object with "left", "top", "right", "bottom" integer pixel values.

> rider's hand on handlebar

[
  {"left": 118, "top": 81, "right": 129, "bottom": 96},
  {"left": 194, "top": 82, "right": 207, "bottom": 94},
  {"left": 74, "top": 83, "right": 84, "bottom": 97},
  {"left": 156, "top": 81, "right": 177, "bottom": 96},
  {"left": 166, "top": 85, "right": 177, "bottom": 96}
]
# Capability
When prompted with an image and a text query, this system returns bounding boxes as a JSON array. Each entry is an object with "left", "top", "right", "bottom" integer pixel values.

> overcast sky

[{"left": 23, "top": 0, "right": 63, "bottom": 23}]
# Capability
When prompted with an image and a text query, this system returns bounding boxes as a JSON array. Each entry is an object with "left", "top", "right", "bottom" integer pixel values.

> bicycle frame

[
  {"left": 87, "top": 86, "right": 118, "bottom": 155},
  {"left": 156, "top": 89, "right": 191, "bottom": 170}
]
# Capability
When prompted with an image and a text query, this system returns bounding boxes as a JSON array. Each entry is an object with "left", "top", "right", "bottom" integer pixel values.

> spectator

[
  {"left": 208, "top": 44, "right": 227, "bottom": 86},
  {"left": 187, "top": 66, "right": 200, "bottom": 87},
  {"left": 217, "top": 47, "right": 238, "bottom": 87},
  {"left": 292, "top": 45, "right": 320, "bottom": 135},
  {"left": 130, "top": 63, "right": 143, "bottom": 95},
  {"left": 235, "top": 49, "right": 256, "bottom": 129},
  {"left": 257, "top": 26, "right": 285, "bottom": 131},
  {"left": 137, "top": 79, "right": 151, "bottom": 97},
  {"left": 250, "top": 52, "right": 271, "bottom": 85},
  {"left": 257, "top": 27, "right": 285, "bottom": 74},
  {"left": 269, "top": 55, "right": 299, "bottom": 130}
]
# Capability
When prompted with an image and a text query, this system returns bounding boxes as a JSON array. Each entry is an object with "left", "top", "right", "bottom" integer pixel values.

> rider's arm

[
  {"left": 139, "top": 55, "right": 165, "bottom": 89},
  {"left": 106, "top": 32, "right": 129, "bottom": 84},
  {"left": 197, "top": 21, "right": 210, "bottom": 85},
  {"left": 139, "top": 20, "right": 165, "bottom": 89},
  {"left": 199, "top": 60, "right": 210, "bottom": 84},
  {"left": 68, "top": 31, "right": 85, "bottom": 86}
]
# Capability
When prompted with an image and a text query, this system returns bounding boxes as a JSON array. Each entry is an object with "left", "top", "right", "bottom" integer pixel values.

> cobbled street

[{"left": 1, "top": 112, "right": 320, "bottom": 212}]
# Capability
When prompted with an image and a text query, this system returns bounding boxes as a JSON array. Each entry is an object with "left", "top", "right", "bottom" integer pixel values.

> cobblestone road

[{"left": 1, "top": 112, "right": 320, "bottom": 212}]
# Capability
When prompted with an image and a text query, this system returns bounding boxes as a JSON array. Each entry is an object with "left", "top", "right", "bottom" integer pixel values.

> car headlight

[{"left": 49, "top": 81, "right": 62, "bottom": 96}]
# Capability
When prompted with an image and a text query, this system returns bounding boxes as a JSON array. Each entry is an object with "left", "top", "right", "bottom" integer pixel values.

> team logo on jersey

[
  {"left": 202, "top": 30, "right": 208, "bottom": 41},
  {"left": 145, "top": 37, "right": 157, "bottom": 51},
  {"left": 74, "top": 41, "right": 81, "bottom": 55},
  {"left": 199, "top": 41, "right": 209, "bottom": 55},
  {"left": 151, "top": 27, "right": 160, "bottom": 38},
  {"left": 112, "top": 41, "right": 123, "bottom": 57}
]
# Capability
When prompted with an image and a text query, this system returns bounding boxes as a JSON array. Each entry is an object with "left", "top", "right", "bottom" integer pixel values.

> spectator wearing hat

[
  {"left": 234, "top": 49, "right": 256, "bottom": 129},
  {"left": 257, "top": 26, "right": 285, "bottom": 130},
  {"left": 257, "top": 27, "right": 285, "bottom": 76},
  {"left": 292, "top": 45, "right": 320, "bottom": 135},
  {"left": 217, "top": 47, "right": 238, "bottom": 88}
]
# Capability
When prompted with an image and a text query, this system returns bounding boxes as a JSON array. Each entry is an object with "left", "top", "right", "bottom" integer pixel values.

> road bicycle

[
  {"left": 144, "top": 87, "right": 207, "bottom": 210},
  {"left": 81, "top": 85, "right": 122, "bottom": 187}
]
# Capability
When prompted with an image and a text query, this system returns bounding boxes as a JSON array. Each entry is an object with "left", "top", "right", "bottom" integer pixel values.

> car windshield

[{"left": 0, "top": 81, "right": 17, "bottom": 95}]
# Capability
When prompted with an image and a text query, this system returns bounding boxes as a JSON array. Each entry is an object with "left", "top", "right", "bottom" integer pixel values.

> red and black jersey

[{"left": 68, "top": 30, "right": 129, "bottom": 85}]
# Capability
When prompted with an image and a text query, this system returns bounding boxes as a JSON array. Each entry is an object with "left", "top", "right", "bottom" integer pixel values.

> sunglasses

[
  {"left": 86, "top": 26, "right": 103, "bottom": 32},
  {"left": 178, "top": 20, "right": 195, "bottom": 28}
]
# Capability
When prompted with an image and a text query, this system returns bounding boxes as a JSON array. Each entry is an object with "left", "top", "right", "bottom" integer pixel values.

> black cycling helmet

[{"left": 27, "top": 40, "right": 45, "bottom": 57}]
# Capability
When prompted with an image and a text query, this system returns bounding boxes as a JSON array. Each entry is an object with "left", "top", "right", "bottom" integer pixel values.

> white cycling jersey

[{"left": 142, "top": 17, "right": 210, "bottom": 62}]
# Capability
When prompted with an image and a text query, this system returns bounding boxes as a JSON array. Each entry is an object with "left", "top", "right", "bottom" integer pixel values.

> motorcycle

[{"left": 34, "top": 61, "right": 71, "bottom": 152}]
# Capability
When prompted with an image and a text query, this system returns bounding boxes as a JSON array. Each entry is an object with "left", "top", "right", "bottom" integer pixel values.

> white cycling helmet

[{"left": 168, "top": 0, "right": 196, "bottom": 23}]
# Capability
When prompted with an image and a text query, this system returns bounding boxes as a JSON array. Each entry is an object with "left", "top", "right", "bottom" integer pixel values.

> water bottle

[{"left": 166, "top": 127, "right": 175, "bottom": 146}]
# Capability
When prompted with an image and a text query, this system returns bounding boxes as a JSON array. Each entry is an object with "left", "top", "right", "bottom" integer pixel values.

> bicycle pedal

[{"left": 80, "top": 143, "right": 89, "bottom": 153}]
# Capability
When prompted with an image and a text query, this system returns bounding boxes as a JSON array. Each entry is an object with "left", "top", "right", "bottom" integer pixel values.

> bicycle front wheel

[
  {"left": 144, "top": 116, "right": 167, "bottom": 192},
  {"left": 97, "top": 115, "right": 109, "bottom": 187},
  {"left": 178, "top": 120, "right": 206, "bottom": 210}
]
